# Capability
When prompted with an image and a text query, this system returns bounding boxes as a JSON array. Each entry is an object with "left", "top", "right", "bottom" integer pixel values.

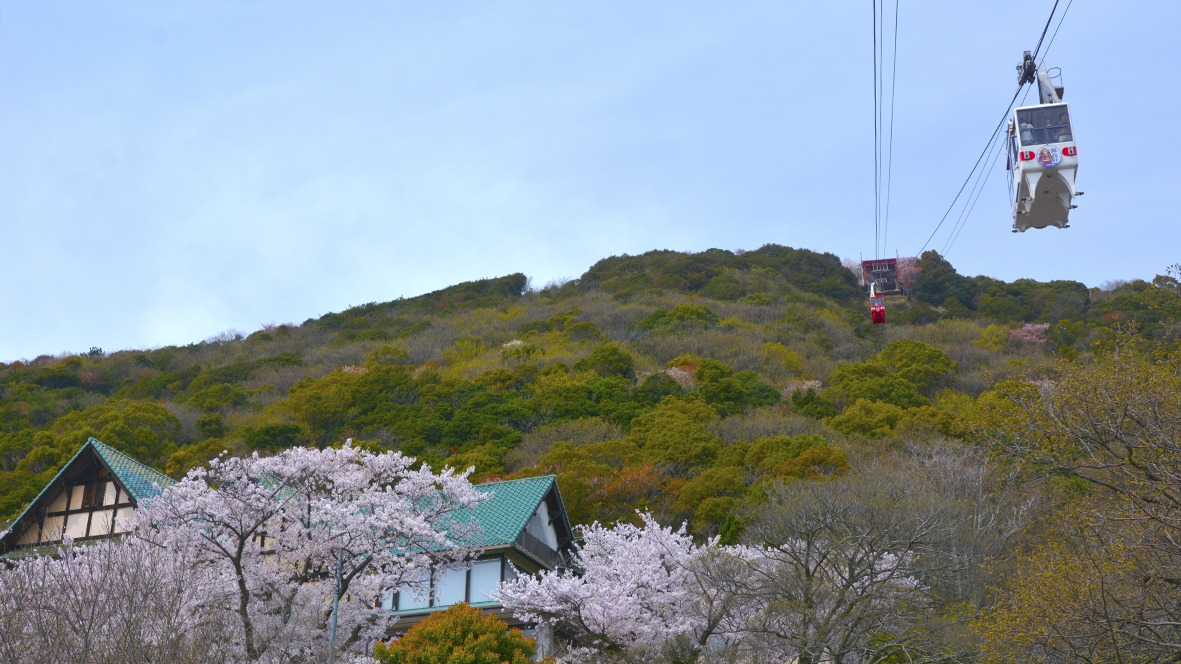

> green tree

[
  {"left": 572, "top": 344, "right": 634, "bottom": 378},
  {"left": 874, "top": 339, "right": 957, "bottom": 392},
  {"left": 195, "top": 413, "right": 226, "bottom": 439},
  {"left": 244, "top": 423, "right": 302, "bottom": 451},
  {"left": 638, "top": 304, "right": 720, "bottom": 329},
  {"left": 791, "top": 389, "right": 839, "bottom": 419},
  {"left": 189, "top": 384, "right": 249, "bottom": 412},
  {"left": 692, "top": 360, "right": 779, "bottom": 416},
  {"left": 626, "top": 398, "right": 719, "bottom": 466},
  {"left": 632, "top": 373, "right": 684, "bottom": 406},
  {"left": 911, "top": 251, "right": 970, "bottom": 307}
]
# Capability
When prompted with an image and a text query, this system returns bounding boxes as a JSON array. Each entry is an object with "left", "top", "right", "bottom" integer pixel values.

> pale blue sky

[{"left": 1, "top": 1, "right": 1176, "bottom": 361}]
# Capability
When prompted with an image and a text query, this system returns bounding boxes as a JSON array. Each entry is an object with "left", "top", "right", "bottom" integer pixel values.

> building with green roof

[
  {"left": 384, "top": 474, "right": 575, "bottom": 640},
  {"left": 0, "top": 437, "right": 177, "bottom": 554}
]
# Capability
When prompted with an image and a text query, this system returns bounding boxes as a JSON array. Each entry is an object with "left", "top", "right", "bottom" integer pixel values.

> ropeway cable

[
  {"left": 937, "top": 0, "right": 1070, "bottom": 259},
  {"left": 872, "top": 0, "right": 880, "bottom": 258},
  {"left": 882, "top": 0, "right": 900, "bottom": 256},
  {"left": 913, "top": 0, "right": 1063, "bottom": 259}
]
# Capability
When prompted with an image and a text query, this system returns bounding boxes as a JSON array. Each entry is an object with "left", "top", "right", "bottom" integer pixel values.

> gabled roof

[
  {"left": 88, "top": 438, "right": 175, "bottom": 501},
  {"left": 1, "top": 438, "right": 175, "bottom": 553},
  {"left": 465, "top": 475, "right": 561, "bottom": 548}
]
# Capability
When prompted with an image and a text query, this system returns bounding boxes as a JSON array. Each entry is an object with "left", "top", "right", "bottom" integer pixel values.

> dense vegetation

[
  {"left": 5, "top": 243, "right": 1181, "bottom": 661},
  {"left": 1, "top": 244, "right": 1177, "bottom": 534},
  {"left": 0, "top": 243, "right": 1176, "bottom": 526}
]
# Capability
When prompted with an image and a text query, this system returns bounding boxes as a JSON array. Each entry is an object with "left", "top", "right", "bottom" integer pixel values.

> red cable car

[{"left": 869, "top": 284, "right": 886, "bottom": 325}]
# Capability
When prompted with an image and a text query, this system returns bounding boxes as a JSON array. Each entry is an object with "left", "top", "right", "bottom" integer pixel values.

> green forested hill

[{"left": 2, "top": 244, "right": 1178, "bottom": 532}]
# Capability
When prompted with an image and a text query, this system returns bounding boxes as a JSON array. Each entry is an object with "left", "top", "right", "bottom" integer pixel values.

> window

[
  {"left": 434, "top": 568, "right": 467, "bottom": 607},
  {"left": 81, "top": 481, "right": 114, "bottom": 508},
  {"left": 1017, "top": 105, "right": 1071, "bottom": 146},
  {"left": 397, "top": 571, "right": 431, "bottom": 611},
  {"left": 390, "top": 557, "right": 508, "bottom": 611},
  {"left": 113, "top": 506, "right": 134, "bottom": 533},
  {"left": 69, "top": 487, "right": 85, "bottom": 511},
  {"left": 469, "top": 559, "right": 502, "bottom": 604},
  {"left": 91, "top": 510, "right": 115, "bottom": 536}
]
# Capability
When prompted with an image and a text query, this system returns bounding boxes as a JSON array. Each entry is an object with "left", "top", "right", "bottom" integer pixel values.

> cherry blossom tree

[
  {"left": 0, "top": 537, "right": 235, "bottom": 664},
  {"left": 497, "top": 513, "right": 742, "bottom": 664},
  {"left": 132, "top": 442, "right": 487, "bottom": 663},
  {"left": 500, "top": 444, "right": 1031, "bottom": 664}
]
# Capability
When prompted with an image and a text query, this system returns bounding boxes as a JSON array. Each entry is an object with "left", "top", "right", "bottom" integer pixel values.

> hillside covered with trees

[
  {"left": 3, "top": 243, "right": 1181, "bottom": 661},
  {"left": 2, "top": 244, "right": 1178, "bottom": 527}
]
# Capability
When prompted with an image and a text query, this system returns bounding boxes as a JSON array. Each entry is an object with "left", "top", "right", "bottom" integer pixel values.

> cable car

[
  {"left": 870, "top": 284, "right": 886, "bottom": 325},
  {"left": 1008, "top": 52, "right": 1081, "bottom": 232}
]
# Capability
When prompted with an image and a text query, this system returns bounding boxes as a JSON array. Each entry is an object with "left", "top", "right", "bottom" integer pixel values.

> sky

[{"left": 1, "top": 1, "right": 1177, "bottom": 361}]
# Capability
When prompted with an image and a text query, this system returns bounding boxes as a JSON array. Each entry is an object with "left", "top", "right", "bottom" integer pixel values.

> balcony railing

[{"left": 516, "top": 529, "right": 560, "bottom": 568}]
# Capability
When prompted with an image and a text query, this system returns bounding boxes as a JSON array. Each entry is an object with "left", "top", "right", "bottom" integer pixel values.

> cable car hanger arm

[{"left": 1017, "top": 51, "right": 1063, "bottom": 104}]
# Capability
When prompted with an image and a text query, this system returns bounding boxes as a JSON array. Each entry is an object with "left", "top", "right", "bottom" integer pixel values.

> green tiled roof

[
  {"left": 89, "top": 438, "right": 176, "bottom": 501},
  {"left": 462, "top": 475, "right": 556, "bottom": 548}
]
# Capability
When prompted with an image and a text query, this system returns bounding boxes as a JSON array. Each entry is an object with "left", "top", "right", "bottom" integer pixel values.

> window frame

[
  {"left": 391, "top": 555, "right": 510, "bottom": 612},
  {"left": 1016, "top": 104, "right": 1072, "bottom": 147}
]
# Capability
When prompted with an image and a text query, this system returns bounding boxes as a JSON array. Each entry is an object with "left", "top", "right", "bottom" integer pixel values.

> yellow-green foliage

[
  {"left": 165, "top": 437, "right": 228, "bottom": 477},
  {"left": 626, "top": 398, "right": 720, "bottom": 466},
  {"left": 824, "top": 339, "right": 957, "bottom": 413},
  {"left": 875, "top": 339, "right": 958, "bottom": 391},
  {"left": 760, "top": 342, "right": 805, "bottom": 380},
  {"left": 828, "top": 399, "right": 903, "bottom": 438},
  {"left": 443, "top": 444, "right": 507, "bottom": 482},
  {"left": 443, "top": 336, "right": 486, "bottom": 366},
  {"left": 973, "top": 324, "right": 1009, "bottom": 350}
]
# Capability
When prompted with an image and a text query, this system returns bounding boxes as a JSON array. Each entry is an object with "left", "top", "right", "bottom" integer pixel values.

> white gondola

[{"left": 1007, "top": 52, "right": 1082, "bottom": 232}]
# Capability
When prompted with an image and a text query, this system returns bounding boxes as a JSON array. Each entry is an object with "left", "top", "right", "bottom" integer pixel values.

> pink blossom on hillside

[{"left": 1010, "top": 323, "right": 1051, "bottom": 343}]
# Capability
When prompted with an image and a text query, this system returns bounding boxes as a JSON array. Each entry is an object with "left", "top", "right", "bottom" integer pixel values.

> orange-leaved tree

[{"left": 374, "top": 603, "right": 538, "bottom": 664}]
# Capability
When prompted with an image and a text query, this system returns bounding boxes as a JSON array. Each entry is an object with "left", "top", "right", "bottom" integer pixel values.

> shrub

[
  {"left": 792, "top": 389, "right": 839, "bottom": 419},
  {"left": 368, "top": 346, "right": 410, "bottom": 368},
  {"left": 355, "top": 329, "right": 393, "bottom": 342},
  {"left": 874, "top": 339, "right": 957, "bottom": 392},
  {"left": 972, "top": 324, "right": 1009, "bottom": 350},
  {"left": 827, "top": 399, "right": 903, "bottom": 438},
  {"left": 189, "top": 384, "right": 249, "bottom": 412},
  {"left": 638, "top": 304, "right": 720, "bottom": 329},
  {"left": 374, "top": 603, "right": 537, "bottom": 664},
  {"left": 760, "top": 342, "right": 805, "bottom": 379},
  {"left": 475, "top": 368, "right": 525, "bottom": 392},
  {"left": 633, "top": 373, "right": 684, "bottom": 406},
  {"left": 573, "top": 344, "right": 634, "bottom": 378}
]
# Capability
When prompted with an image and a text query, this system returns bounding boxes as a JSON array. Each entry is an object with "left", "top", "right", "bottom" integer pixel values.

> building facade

[{"left": 0, "top": 437, "right": 176, "bottom": 553}]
